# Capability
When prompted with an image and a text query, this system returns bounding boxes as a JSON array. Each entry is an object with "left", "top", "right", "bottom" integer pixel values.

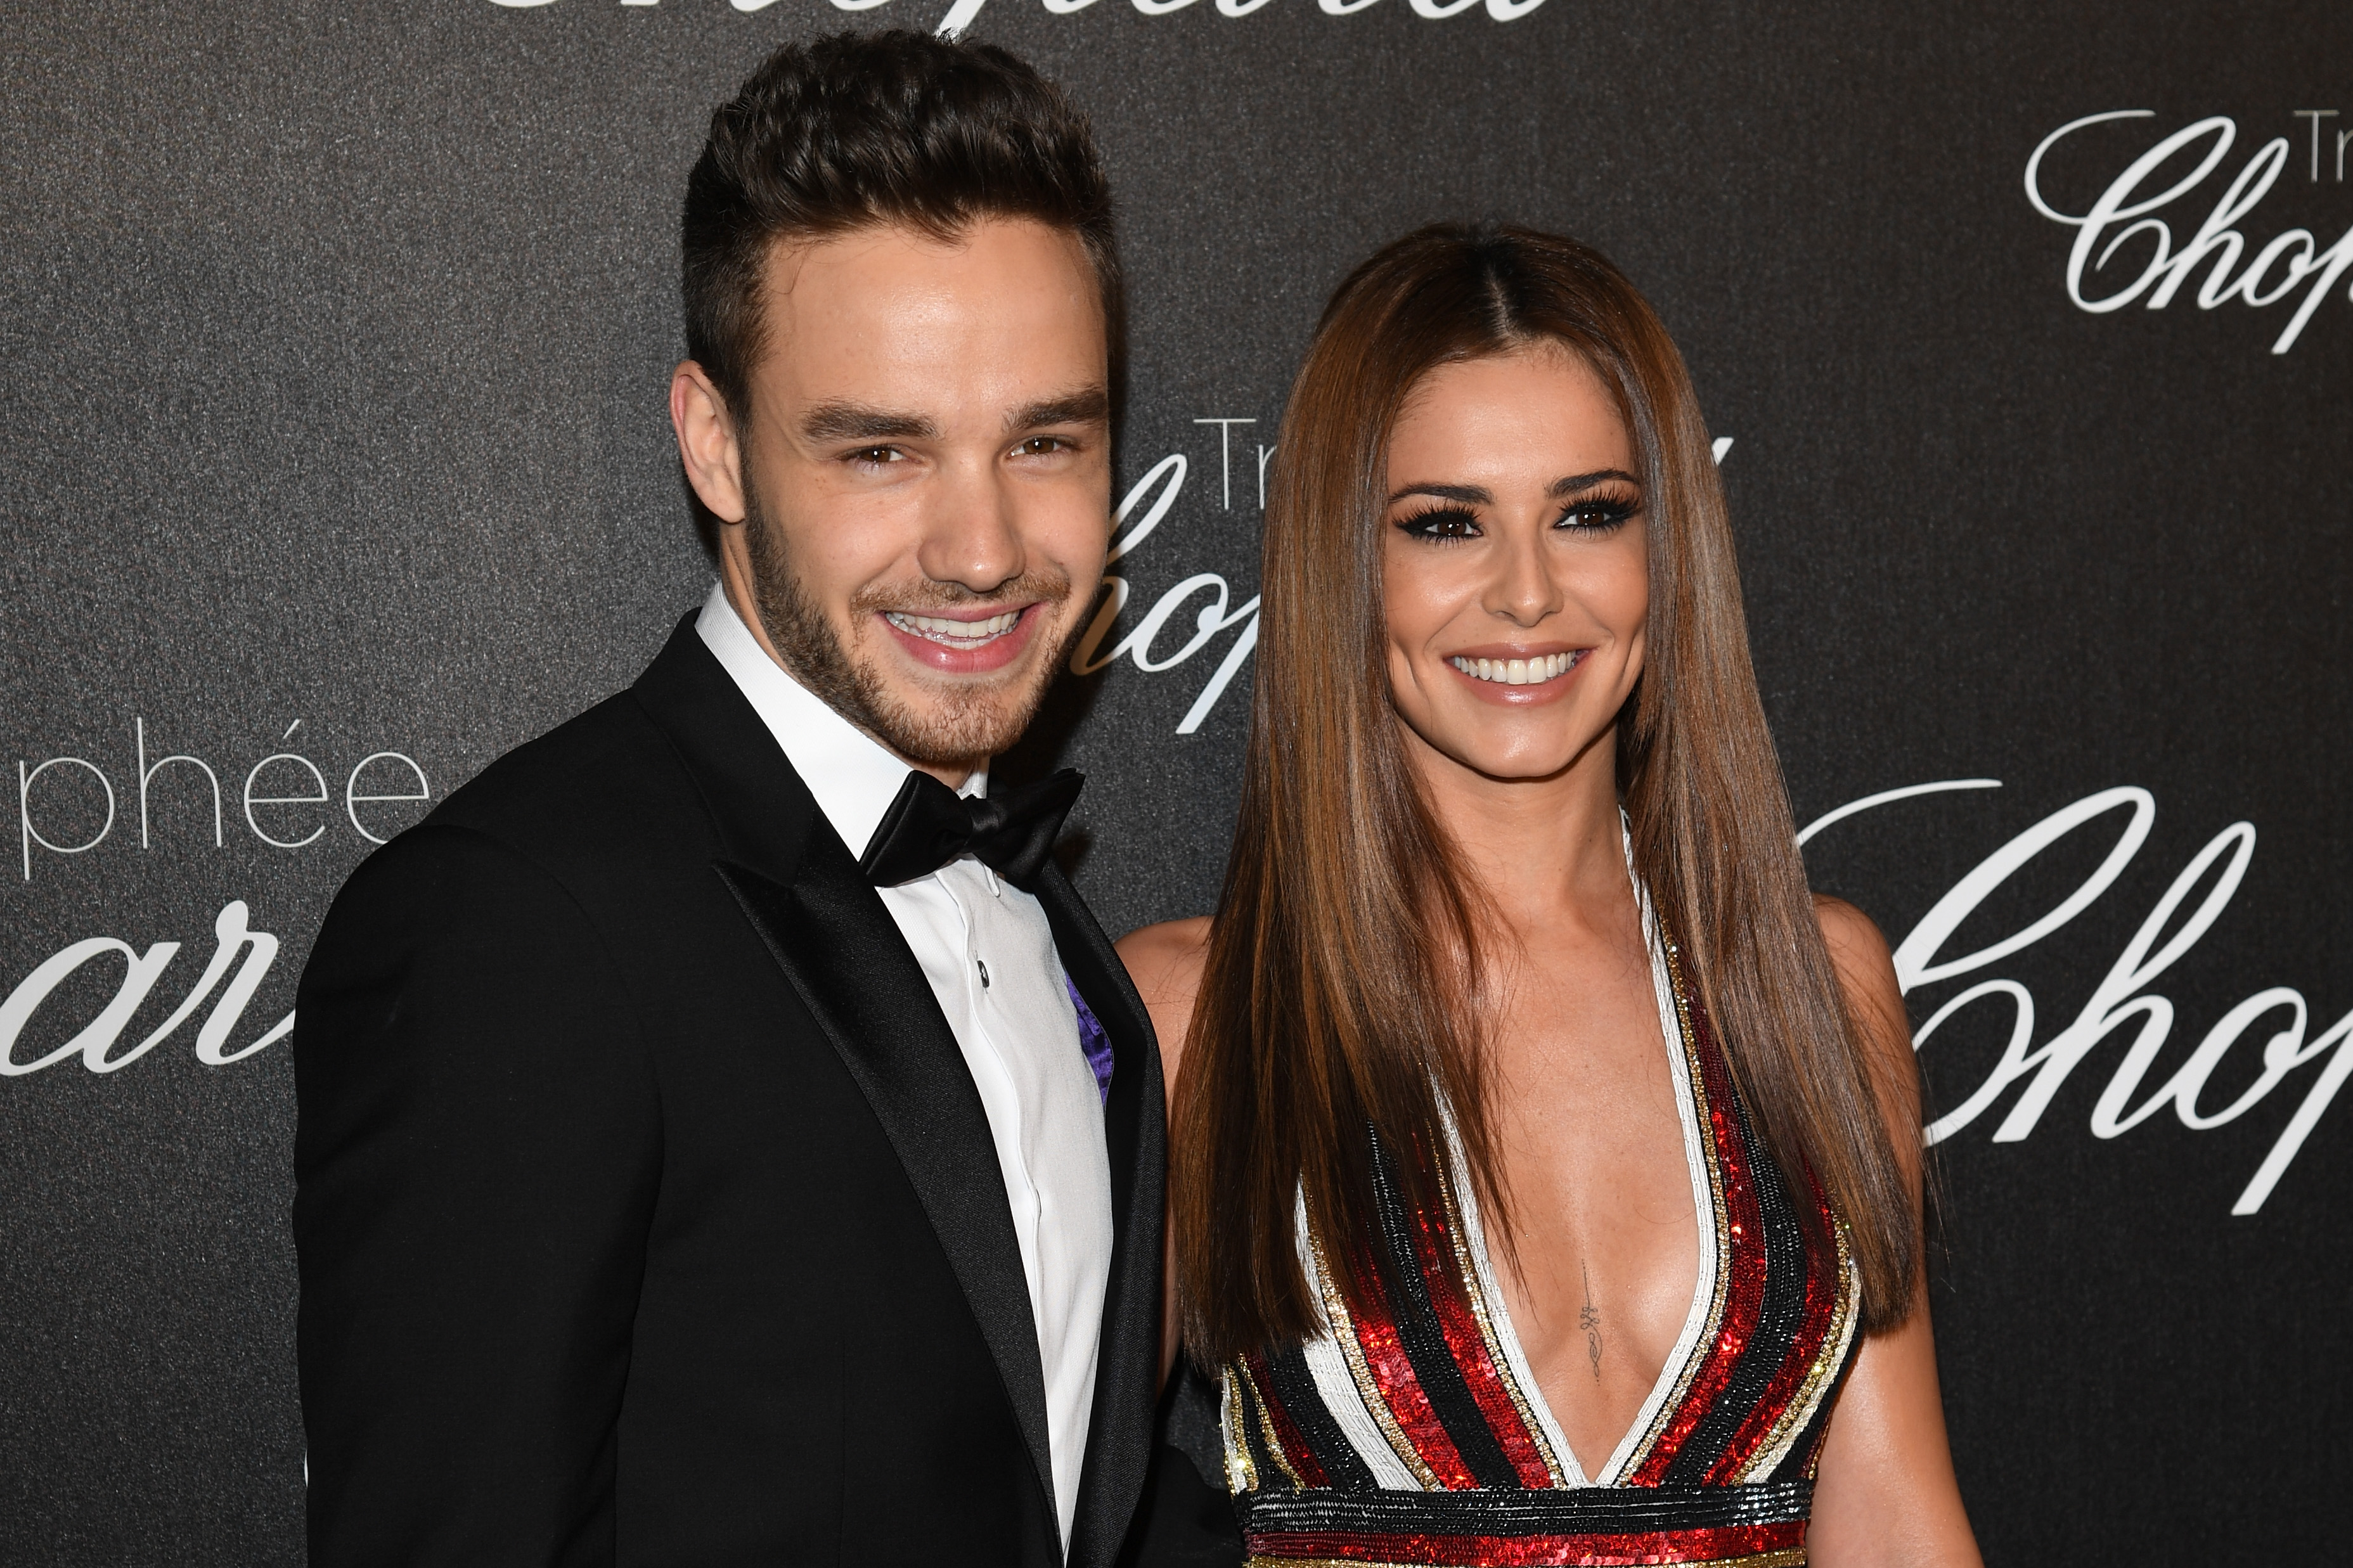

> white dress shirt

[{"left": 697, "top": 584, "right": 1112, "bottom": 1552}]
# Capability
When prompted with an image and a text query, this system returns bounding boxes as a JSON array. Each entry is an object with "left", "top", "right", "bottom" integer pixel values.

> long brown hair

[{"left": 1173, "top": 222, "right": 1918, "bottom": 1368}]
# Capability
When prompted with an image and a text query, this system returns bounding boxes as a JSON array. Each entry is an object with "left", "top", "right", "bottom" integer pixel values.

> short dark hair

[{"left": 681, "top": 30, "right": 1119, "bottom": 422}]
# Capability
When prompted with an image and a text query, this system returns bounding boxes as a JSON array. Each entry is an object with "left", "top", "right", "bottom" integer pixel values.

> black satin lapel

[
  {"left": 714, "top": 847, "right": 1057, "bottom": 1524},
  {"left": 629, "top": 614, "right": 820, "bottom": 885},
  {"left": 1034, "top": 863, "right": 1167, "bottom": 1568}
]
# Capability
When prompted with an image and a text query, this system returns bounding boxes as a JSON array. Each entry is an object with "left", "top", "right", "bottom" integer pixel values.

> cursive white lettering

[
  {"left": 1813, "top": 780, "right": 2346, "bottom": 1212},
  {"left": 0, "top": 901, "right": 290, "bottom": 1077},
  {"left": 2027, "top": 111, "right": 2353, "bottom": 352}
]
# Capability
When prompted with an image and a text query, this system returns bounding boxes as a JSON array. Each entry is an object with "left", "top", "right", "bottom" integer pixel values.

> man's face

[{"left": 676, "top": 218, "right": 1112, "bottom": 776}]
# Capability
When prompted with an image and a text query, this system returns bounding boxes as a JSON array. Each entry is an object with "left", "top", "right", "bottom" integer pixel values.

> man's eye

[
  {"left": 848, "top": 446, "right": 903, "bottom": 466},
  {"left": 1015, "top": 436, "right": 1070, "bottom": 457}
]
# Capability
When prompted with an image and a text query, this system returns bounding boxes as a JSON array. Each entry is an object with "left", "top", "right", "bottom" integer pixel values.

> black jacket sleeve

[{"left": 293, "top": 824, "right": 661, "bottom": 1568}]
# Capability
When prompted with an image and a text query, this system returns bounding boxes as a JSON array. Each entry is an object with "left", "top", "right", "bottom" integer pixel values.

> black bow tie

[{"left": 857, "top": 768, "right": 1083, "bottom": 892}]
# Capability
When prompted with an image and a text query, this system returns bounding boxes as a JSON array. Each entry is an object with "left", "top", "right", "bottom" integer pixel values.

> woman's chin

[{"left": 1421, "top": 729, "right": 1596, "bottom": 785}]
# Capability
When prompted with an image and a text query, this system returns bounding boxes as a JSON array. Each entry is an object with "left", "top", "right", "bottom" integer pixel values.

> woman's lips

[
  {"left": 880, "top": 604, "right": 1041, "bottom": 675},
  {"left": 1449, "top": 649, "right": 1583, "bottom": 686},
  {"left": 1443, "top": 646, "right": 1588, "bottom": 704}
]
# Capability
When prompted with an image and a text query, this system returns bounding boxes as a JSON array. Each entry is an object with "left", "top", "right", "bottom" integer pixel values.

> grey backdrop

[{"left": 3, "top": 1, "right": 2347, "bottom": 1561}]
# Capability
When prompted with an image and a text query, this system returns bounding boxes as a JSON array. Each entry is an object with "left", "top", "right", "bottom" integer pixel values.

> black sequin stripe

[
  {"left": 1363, "top": 1129, "right": 1528, "bottom": 1491},
  {"left": 1239, "top": 1366, "right": 1284, "bottom": 1487},
  {"left": 1244, "top": 1478, "right": 1814, "bottom": 1536},
  {"left": 1263, "top": 1343, "right": 1381, "bottom": 1493},
  {"left": 1663, "top": 1059, "right": 1816, "bottom": 1486}
]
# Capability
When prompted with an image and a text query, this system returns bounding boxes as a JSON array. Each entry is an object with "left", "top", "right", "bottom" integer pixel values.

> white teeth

[
  {"left": 887, "top": 610, "right": 1021, "bottom": 643},
  {"left": 1449, "top": 651, "right": 1581, "bottom": 685}
]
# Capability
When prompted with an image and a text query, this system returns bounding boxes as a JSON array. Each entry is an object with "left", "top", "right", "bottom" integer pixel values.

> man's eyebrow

[
  {"left": 800, "top": 403, "right": 939, "bottom": 444},
  {"left": 1005, "top": 387, "right": 1112, "bottom": 433},
  {"left": 1549, "top": 468, "right": 1642, "bottom": 496}
]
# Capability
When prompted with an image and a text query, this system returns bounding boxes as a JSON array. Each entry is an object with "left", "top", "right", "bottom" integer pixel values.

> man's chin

[
  {"left": 865, "top": 706, "right": 1038, "bottom": 771},
  {"left": 851, "top": 660, "right": 1057, "bottom": 770}
]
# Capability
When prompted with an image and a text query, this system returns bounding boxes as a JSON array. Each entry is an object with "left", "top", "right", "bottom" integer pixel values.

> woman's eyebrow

[
  {"left": 1388, "top": 482, "right": 1490, "bottom": 506},
  {"left": 1549, "top": 467, "right": 1641, "bottom": 496},
  {"left": 1388, "top": 469, "right": 1642, "bottom": 506}
]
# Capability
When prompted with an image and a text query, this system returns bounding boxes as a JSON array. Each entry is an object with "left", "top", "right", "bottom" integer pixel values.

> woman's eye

[
  {"left": 1400, "top": 508, "right": 1481, "bottom": 540},
  {"left": 1559, "top": 497, "right": 1637, "bottom": 531}
]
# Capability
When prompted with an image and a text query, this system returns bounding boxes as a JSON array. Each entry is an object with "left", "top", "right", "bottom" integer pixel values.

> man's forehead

[{"left": 750, "top": 219, "right": 1107, "bottom": 435}]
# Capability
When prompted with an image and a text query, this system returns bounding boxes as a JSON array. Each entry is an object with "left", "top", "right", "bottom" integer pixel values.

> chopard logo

[
  {"left": 1804, "top": 780, "right": 2349, "bottom": 1216},
  {"left": 487, "top": 0, "right": 1550, "bottom": 28},
  {"left": 1068, "top": 432, "right": 1264, "bottom": 736},
  {"left": 2025, "top": 110, "right": 2353, "bottom": 354}
]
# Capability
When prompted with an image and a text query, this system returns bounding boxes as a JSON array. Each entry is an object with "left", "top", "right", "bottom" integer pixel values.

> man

[{"left": 293, "top": 32, "right": 1161, "bottom": 1568}]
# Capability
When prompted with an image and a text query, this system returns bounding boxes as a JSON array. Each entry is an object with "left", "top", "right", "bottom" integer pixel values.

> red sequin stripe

[
  {"left": 1630, "top": 1013, "right": 1767, "bottom": 1488},
  {"left": 1403, "top": 1154, "right": 1557, "bottom": 1488},
  {"left": 1348, "top": 1242, "right": 1482, "bottom": 1489},
  {"left": 1247, "top": 1519, "right": 1805, "bottom": 1565},
  {"left": 1244, "top": 1351, "right": 1332, "bottom": 1489},
  {"left": 1703, "top": 1169, "right": 1843, "bottom": 1485}
]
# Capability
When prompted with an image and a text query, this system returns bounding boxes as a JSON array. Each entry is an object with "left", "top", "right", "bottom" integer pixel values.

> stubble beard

[{"left": 741, "top": 482, "right": 1076, "bottom": 771}]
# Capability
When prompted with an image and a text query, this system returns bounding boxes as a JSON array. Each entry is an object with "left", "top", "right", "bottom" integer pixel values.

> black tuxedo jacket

[{"left": 293, "top": 617, "right": 1166, "bottom": 1568}]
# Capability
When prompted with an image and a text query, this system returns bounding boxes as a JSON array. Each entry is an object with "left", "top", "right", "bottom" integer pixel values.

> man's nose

[{"left": 915, "top": 454, "right": 1026, "bottom": 594}]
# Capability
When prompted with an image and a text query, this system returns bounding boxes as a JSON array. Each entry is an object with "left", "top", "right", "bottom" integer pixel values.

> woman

[{"left": 1119, "top": 224, "right": 1980, "bottom": 1565}]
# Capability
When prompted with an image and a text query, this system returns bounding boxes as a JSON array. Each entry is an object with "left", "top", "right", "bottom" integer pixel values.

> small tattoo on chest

[{"left": 1579, "top": 1261, "right": 1603, "bottom": 1380}]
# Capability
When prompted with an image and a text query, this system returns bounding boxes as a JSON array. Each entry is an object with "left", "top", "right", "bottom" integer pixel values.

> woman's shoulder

[
  {"left": 1115, "top": 917, "right": 1213, "bottom": 1081},
  {"left": 1810, "top": 895, "right": 1902, "bottom": 1026},
  {"left": 1810, "top": 892, "right": 1886, "bottom": 954},
  {"left": 1809, "top": 893, "right": 1921, "bottom": 1167},
  {"left": 1116, "top": 916, "right": 1213, "bottom": 1002}
]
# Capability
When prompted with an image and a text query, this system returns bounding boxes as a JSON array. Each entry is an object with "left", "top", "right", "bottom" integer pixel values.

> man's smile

[
  {"left": 877, "top": 602, "right": 1045, "bottom": 675},
  {"left": 883, "top": 607, "right": 1027, "bottom": 648}
]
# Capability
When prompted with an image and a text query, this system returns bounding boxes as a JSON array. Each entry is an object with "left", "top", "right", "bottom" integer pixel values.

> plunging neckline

[
  {"left": 1441, "top": 880, "right": 1721, "bottom": 1488},
  {"left": 1226, "top": 855, "right": 1867, "bottom": 1553}
]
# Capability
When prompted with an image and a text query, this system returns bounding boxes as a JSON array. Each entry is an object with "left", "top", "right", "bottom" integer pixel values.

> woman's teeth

[
  {"left": 886, "top": 610, "right": 1022, "bottom": 645},
  {"left": 1448, "top": 651, "right": 1581, "bottom": 686}
]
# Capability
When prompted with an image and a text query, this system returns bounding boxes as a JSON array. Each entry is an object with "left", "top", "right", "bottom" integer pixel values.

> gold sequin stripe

[
  {"left": 1619, "top": 933, "right": 1736, "bottom": 1476},
  {"left": 1222, "top": 1366, "right": 1261, "bottom": 1493},
  {"left": 1309, "top": 1219, "right": 1446, "bottom": 1491},
  {"left": 1247, "top": 1550, "right": 1806, "bottom": 1568},
  {"left": 1734, "top": 1217, "right": 1860, "bottom": 1485},
  {"left": 1235, "top": 1356, "right": 1308, "bottom": 1491},
  {"left": 1435, "top": 1157, "right": 1568, "bottom": 1487}
]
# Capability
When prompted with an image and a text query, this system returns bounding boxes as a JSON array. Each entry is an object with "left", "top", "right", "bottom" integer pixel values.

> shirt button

[{"left": 977, "top": 958, "right": 991, "bottom": 989}]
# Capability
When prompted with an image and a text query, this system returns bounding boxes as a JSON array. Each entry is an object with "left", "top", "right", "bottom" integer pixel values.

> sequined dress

[{"left": 1216, "top": 898, "right": 1861, "bottom": 1568}]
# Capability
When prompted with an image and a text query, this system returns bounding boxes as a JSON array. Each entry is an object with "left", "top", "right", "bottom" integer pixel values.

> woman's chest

[{"left": 1486, "top": 978, "right": 1706, "bottom": 1472}]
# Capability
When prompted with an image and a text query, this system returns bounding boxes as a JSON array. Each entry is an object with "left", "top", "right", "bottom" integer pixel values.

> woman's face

[{"left": 1381, "top": 344, "right": 1649, "bottom": 784}]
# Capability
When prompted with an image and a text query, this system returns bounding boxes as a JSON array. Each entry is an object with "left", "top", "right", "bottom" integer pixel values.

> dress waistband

[{"left": 1241, "top": 1478, "right": 1812, "bottom": 1567}]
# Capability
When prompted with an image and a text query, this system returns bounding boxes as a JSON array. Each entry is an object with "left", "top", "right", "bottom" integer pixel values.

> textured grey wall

[{"left": 3, "top": 1, "right": 2347, "bottom": 1560}]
